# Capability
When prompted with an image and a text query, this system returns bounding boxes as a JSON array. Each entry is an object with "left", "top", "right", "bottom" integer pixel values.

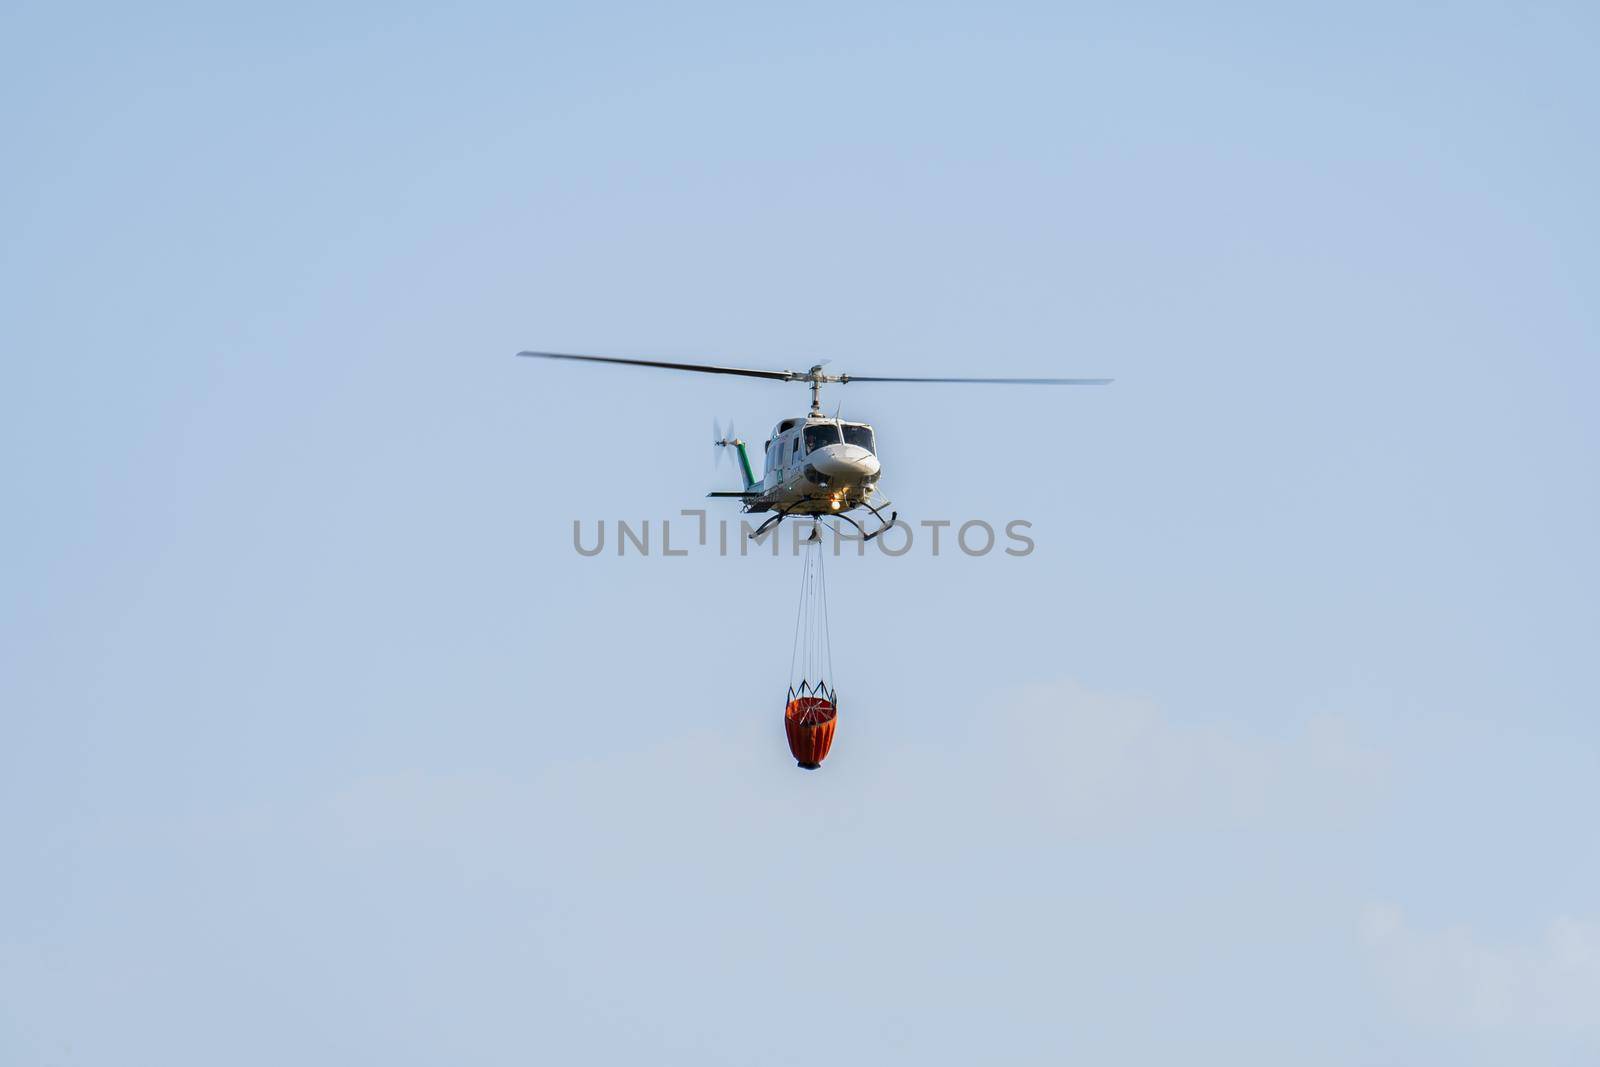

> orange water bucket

[{"left": 785, "top": 693, "right": 838, "bottom": 769}]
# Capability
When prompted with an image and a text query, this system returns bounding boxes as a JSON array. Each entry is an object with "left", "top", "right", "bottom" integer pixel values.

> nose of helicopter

[{"left": 810, "top": 444, "right": 880, "bottom": 483}]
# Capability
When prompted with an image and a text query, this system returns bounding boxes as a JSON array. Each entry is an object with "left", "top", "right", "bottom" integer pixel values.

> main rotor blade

[
  {"left": 843, "top": 375, "right": 1113, "bottom": 385},
  {"left": 518, "top": 350, "right": 797, "bottom": 381}
]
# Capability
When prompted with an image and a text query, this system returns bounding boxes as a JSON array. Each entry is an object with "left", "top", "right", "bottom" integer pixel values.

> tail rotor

[
  {"left": 713, "top": 418, "right": 741, "bottom": 466},
  {"left": 713, "top": 419, "right": 756, "bottom": 492}
]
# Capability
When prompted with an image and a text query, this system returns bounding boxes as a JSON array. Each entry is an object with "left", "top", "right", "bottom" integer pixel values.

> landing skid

[
  {"left": 862, "top": 496, "right": 897, "bottom": 539},
  {"left": 750, "top": 500, "right": 805, "bottom": 540},
  {"left": 833, "top": 496, "right": 897, "bottom": 543},
  {"left": 756, "top": 494, "right": 898, "bottom": 544}
]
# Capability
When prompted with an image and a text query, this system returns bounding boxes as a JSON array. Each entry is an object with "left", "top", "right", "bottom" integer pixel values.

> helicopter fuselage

[{"left": 720, "top": 413, "right": 883, "bottom": 518}]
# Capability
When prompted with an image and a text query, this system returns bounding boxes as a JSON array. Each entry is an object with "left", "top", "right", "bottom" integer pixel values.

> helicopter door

[{"left": 766, "top": 439, "right": 782, "bottom": 491}]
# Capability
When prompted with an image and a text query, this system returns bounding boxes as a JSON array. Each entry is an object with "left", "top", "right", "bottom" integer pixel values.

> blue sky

[{"left": 3, "top": 2, "right": 1598, "bottom": 1063}]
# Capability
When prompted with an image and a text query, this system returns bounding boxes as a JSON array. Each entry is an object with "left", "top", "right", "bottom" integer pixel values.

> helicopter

[{"left": 518, "top": 350, "right": 1112, "bottom": 541}]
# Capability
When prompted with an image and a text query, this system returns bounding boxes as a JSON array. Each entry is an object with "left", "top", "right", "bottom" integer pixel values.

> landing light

[{"left": 830, "top": 499, "right": 840, "bottom": 510}]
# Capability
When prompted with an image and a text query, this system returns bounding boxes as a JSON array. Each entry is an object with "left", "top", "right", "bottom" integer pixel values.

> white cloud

[
  {"left": 865, "top": 679, "right": 1386, "bottom": 838},
  {"left": 309, "top": 681, "right": 1405, "bottom": 1062},
  {"left": 327, "top": 679, "right": 1386, "bottom": 865},
  {"left": 1362, "top": 904, "right": 1600, "bottom": 1032}
]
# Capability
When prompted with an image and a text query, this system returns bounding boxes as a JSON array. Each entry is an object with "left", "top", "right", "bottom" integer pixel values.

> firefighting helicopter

[{"left": 518, "top": 350, "right": 1111, "bottom": 541}]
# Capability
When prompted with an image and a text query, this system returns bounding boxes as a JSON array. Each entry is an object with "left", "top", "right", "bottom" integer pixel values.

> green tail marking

[{"left": 734, "top": 442, "right": 757, "bottom": 491}]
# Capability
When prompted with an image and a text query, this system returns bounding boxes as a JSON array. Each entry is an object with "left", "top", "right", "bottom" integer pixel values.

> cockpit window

[
  {"left": 803, "top": 424, "right": 841, "bottom": 452},
  {"left": 841, "top": 424, "right": 875, "bottom": 454}
]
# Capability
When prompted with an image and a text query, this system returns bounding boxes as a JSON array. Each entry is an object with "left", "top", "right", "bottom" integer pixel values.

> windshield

[
  {"left": 803, "top": 424, "right": 841, "bottom": 452},
  {"left": 841, "top": 424, "right": 875, "bottom": 453}
]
